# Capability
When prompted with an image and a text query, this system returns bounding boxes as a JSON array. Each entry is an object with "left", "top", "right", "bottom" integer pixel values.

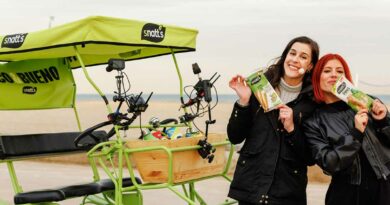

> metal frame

[{"left": 0, "top": 46, "right": 237, "bottom": 205}]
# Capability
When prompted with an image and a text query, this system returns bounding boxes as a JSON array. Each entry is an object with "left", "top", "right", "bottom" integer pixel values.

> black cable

[
  {"left": 123, "top": 72, "right": 132, "bottom": 94},
  {"left": 210, "top": 85, "right": 219, "bottom": 110},
  {"left": 192, "top": 118, "right": 203, "bottom": 134}
]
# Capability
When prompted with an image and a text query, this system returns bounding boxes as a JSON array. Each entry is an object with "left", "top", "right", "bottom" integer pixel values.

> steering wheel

[
  {"left": 160, "top": 118, "right": 179, "bottom": 132},
  {"left": 74, "top": 121, "right": 113, "bottom": 148}
]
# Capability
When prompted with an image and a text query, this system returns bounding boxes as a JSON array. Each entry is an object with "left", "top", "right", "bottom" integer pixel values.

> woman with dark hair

[
  {"left": 304, "top": 53, "right": 390, "bottom": 205},
  {"left": 227, "top": 36, "right": 320, "bottom": 205}
]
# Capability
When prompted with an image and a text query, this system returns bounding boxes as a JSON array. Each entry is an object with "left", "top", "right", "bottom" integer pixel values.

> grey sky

[{"left": 1, "top": 0, "right": 389, "bottom": 94}]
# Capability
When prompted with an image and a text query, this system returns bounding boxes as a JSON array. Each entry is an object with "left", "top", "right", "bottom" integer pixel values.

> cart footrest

[{"left": 14, "top": 177, "right": 141, "bottom": 204}]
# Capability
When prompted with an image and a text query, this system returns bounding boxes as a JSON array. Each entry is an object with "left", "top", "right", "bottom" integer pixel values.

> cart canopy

[{"left": 0, "top": 16, "right": 198, "bottom": 68}]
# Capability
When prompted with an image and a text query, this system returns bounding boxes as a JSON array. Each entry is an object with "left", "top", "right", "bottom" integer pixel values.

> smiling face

[
  {"left": 283, "top": 42, "right": 313, "bottom": 85},
  {"left": 320, "top": 59, "right": 346, "bottom": 102}
]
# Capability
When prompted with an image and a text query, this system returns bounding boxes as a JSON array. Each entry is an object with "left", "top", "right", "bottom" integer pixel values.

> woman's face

[
  {"left": 283, "top": 42, "right": 313, "bottom": 84},
  {"left": 320, "top": 59, "right": 345, "bottom": 95}
]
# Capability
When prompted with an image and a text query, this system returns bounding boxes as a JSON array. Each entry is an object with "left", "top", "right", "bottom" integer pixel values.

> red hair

[{"left": 312, "top": 54, "right": 353, "bottom": 103}]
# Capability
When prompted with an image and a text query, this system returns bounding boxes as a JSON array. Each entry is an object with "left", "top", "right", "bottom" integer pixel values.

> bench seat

[
  {"left": 0, "top": 131, "right": 107, "bottom": 160},
  {"left": 14, "top": 177, "right": 142, "bottom": 204}
]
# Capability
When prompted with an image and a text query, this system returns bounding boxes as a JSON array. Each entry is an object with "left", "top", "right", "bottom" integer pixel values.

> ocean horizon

[{"left": 77, "top": 94, "right": 390, "bottom": 104}]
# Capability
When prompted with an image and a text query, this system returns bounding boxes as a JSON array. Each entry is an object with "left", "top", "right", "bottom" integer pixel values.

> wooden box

[{"left": 126, "top": 133, "right": 227, "bottom": 183}]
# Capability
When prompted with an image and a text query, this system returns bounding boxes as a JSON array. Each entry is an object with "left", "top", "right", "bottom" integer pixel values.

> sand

[
  {"left": 0, "top": 99, "right": 348, "bottom": 204},
  {"left": 0, "top": 100, "right": 331, "bottom": 181},
  {"left": 0, "top": 161, "right": 328, "bottom": 205}
]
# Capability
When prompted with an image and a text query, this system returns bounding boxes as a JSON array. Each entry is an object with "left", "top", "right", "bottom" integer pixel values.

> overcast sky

[{"left": 1, "top": 0, "right": 389, "bottom": 95}]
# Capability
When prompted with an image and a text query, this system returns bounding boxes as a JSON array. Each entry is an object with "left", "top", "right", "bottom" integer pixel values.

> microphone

[{"left": 298, "top": 68, "right": 305, "bottom": 75}]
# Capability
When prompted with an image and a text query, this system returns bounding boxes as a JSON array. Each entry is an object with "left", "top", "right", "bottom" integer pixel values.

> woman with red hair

[{"left": 304, "top": 53, "right": 390, "bottom": 205}]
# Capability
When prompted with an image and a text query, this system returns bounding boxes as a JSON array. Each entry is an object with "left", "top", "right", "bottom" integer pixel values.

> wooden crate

[{"left": 126, "top": 133, "right": 227, "bottom": 183}]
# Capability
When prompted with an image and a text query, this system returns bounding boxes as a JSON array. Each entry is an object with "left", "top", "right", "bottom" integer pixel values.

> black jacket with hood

[{"left": 227, "top": 81, "right": 316, "bottom": 205}]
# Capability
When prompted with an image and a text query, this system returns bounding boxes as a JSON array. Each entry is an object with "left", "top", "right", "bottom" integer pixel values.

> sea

[{"left": 77, "top": 94, "right": 390, "bottom": 105}]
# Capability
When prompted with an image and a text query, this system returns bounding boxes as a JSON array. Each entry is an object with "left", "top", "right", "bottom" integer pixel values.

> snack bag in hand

[
  {"left": 246, "top": 69, "right": 283, "bottom": 112},
  {"left": 332, "top": 75, "right": 373, "bottom": 112}
]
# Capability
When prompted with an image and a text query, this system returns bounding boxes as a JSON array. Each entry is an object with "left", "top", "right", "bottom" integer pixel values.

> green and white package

[
  {"left": 332, "top": 75, "right": 373, "bottom": 112},
  {"left": 246, "top": 69, "right": 282, "bottom": 112}
]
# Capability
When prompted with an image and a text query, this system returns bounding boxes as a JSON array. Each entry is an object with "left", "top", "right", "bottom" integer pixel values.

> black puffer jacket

[
  {"left": 303, "top": 101, "right": 390, "bottom": 185},
  {"left": 227, "top": 85, "right": 316, "bottom": 205}
]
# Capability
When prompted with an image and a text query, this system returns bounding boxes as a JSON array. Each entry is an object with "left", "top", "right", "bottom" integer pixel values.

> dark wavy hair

[{"left": 265, "top": 36, "right": 320, "bottom": 88}]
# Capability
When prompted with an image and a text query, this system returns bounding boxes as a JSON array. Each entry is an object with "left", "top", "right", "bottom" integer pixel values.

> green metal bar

[
  {"left": 83, "top": 194, "right": 111, "bottom": 205},
  {"left": 126, "top": 123, "right": 190, "bottom": 129},
  {"left": 170, "top": 49, "right": 184, "bottom": 103},
  {"left": 223, "top": 143, "right": 235, "bottom": 175},
  {"left": 170, "top": 49, "right": 193, "bottom": 131},
  {"left": 189, "top": 182, "right": 195, "bottom": 202},
  {"left": 73, "top": 46, "right": 125, "bottom": 148},
  {"left": 125, "top": 141, "right": 229, "bottom": 155},
  {"left": 167, "top": 186, "right": 196, "bottom": 205},
  {"left": 73, "top": 105, "right": 82, "bottom": 131},
  {"left": 101, "top": 192, "right": 116, "bottom": 205},
  {"left": 193, "top": 188, "right": 207, "bottom": 205},
  {"left": 123, "top": 151, "right": 144, "bottom": 190},
  {"left": 101, "top": 155, "right": 122, "bottom": 204},
  {"left": 97, "top": 157, "right": 121, "bottom": 204},
  {"left": 123, "top": 138, "right": 234, "bottom": 204},
  {"left": 182, "top": 184, "right": 189, "bottom": 197},
  {"left": 87, "top": 141, "right": 117, "bottom": 157},
  {"left": 87, "top": 156, "right": 101, "bottom": 181},
  {"left": 73, "top": 46, "right": 113, "bottom": 114},
  {"left": 6, "top": 162, "right": 22, "bottom": 193},
  {"left": 116, "top": 148, "right": 124, "bottom": 205}
]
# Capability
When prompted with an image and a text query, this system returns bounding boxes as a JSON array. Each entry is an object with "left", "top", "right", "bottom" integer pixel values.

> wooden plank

[{"left": 126, "top": 133, "right": 227, "bottom": 183}]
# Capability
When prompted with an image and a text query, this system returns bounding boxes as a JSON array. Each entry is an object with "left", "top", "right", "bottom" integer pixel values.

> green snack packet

[
  {"left": 246, "top": 69, "right": 283, "bottom": 112},
  {"left": 332, "top": 75, "right": 373, "bottom": 112}
]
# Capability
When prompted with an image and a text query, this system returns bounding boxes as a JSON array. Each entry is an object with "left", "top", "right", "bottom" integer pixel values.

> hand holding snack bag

[
  {"left": 246, "top": 69, "right": 283, "bottom": 112},
  {"left": 332, "top": 75, "right": 373, "bottom": 112}
]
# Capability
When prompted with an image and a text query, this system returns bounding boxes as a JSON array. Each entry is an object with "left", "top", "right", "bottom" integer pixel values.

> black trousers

[
  {"left": 238, "top": 199, "right": 306, "bottom": 205},
  {"left": 326, "top": 178, "right": 390, "bottom": 205}
]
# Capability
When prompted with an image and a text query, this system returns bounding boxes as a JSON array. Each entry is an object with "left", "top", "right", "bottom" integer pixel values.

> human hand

[
  {"left": 278, "top": 104, "right": 294, "bottom": 133},
  {"left": 355, "top": 109, "right": 369, "bottom": 133},
  {"left": 371, "top": 99, "right": 388, "bottom": 121},
  {"left": 229, "top": 75, "right": 251, "bottom": 105}
]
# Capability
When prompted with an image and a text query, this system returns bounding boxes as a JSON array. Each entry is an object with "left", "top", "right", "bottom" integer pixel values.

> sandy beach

[
  {"left": 0, "top": 161, "right": 327, "bottom": 205},
  {"left": 0, "top": 99, "right": 344, "bottom": 204}
]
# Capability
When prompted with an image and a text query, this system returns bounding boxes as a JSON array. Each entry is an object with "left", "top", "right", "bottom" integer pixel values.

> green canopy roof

[{"left": 0, "top": 16, "right": 198, "bottom": 68}]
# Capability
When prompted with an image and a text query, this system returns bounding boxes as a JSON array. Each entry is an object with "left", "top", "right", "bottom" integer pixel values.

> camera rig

[
  {"left": 180, "top": 63, "right": 220, "bottom": 163},
  {"left": 106, "top": 59, "right": 153, "bottom": 135}
]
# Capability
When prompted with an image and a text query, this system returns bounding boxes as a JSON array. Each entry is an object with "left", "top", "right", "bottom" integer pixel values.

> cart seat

[
  {"left": 99, "top": 177, "right": 142, "bottom": 192},
  {"left": 0, "top": 131, "right": 107, "bottom": 159},
  {"left": 14, "top": 190, "right": 64, "bottom": 204},
  {"left": 14, "top": 177, "right": 142, "bottom": 204}
]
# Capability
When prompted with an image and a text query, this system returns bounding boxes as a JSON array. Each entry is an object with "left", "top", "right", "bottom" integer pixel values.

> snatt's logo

[
  {"left": 1, "top": 33, "right": 28, "bottom": 48},
  {"left": 22, "top": 86, "right": 37, "bottom": 94},
  {"left": 141, "top": 23, "right": 165, "bottom": 42},
  {"left": 251, "top": 76, "right": 261, "bottom": 85},
  {"left": 337, "top": 82, "right": 346, "bottom": 94}
]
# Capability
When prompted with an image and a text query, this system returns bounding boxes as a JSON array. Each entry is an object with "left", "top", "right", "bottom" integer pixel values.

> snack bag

[
  {"left": 332, "top": 75, "right": 373, "bottom": 112},
  {"left": 246, "top": 69, "right": 283, "bottom": 112}
]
